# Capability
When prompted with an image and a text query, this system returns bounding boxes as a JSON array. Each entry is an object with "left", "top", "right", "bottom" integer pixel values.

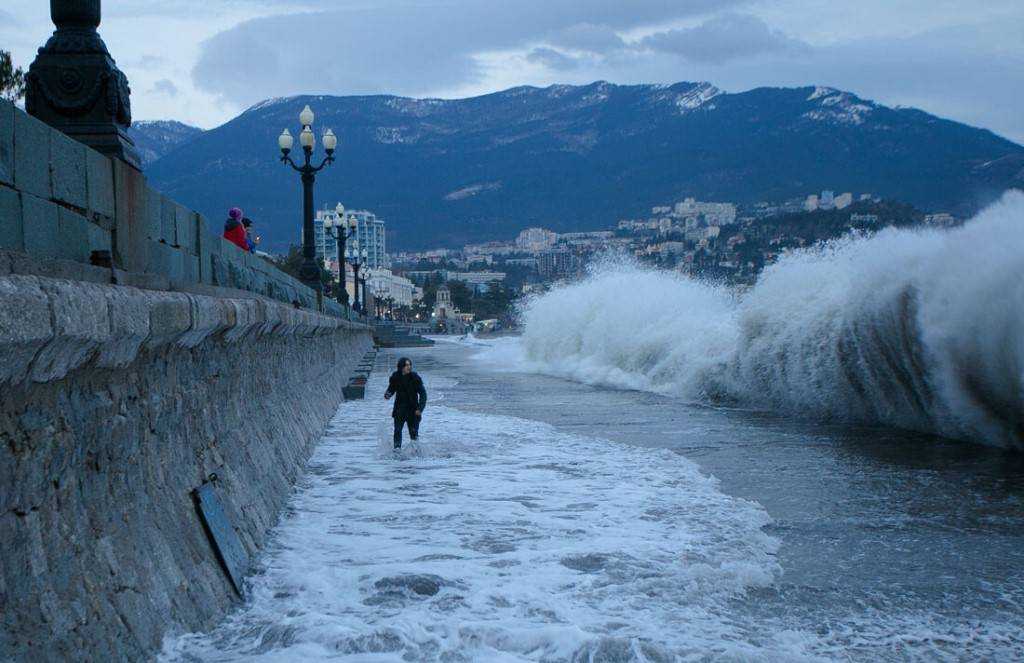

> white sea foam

[
  {"left": 501, "top": 191, "right": 1024, "bottom": 448},
  {"left": 160, "top": 375, "right": 799, "bottom": 662}
]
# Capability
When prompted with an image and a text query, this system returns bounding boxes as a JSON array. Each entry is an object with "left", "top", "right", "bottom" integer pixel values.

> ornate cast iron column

[{"left": 26, "top": 0, "right": 141, "bottom": 169}]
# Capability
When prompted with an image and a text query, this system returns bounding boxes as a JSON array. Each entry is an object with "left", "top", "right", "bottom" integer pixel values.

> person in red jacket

[{"left": 223, "top": 207, "right": 248, "bottom": 250}]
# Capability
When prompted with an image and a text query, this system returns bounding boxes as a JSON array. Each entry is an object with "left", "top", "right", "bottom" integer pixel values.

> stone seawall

[
  {"left": 0, "top": 275, "right": 373, "bottom": 661},
  {"left": 2, "top": 100, "right": 355, "bottom": 319}
]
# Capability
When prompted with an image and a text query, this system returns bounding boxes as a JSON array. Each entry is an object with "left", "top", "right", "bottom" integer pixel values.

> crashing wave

[{"left": 515, "top": 191, "right": 1024, "bottom": 448}]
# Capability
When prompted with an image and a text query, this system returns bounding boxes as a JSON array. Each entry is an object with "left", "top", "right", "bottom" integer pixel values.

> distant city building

[
  {"left": 557, "top": 231, "right": 615, "bottom": 249},
  {"left": 314, "top": 204, "right": 387, "bottom": 270},
  {"left": 462, "top": 241, "right": 518, "bottom": 256},
  {"left": 348, "top": 209, "right": 387, "bottom": 270},
  {"left": 366, "top": 268, "right": 416, "bottom": 307},
  {"left": 655, "top": 241, "right": 687, "bottom": 257},
  {"left": 804, "top": 195, "right": 819, "bottom": 212},
  {"left": 504, "top": 257, "right": 539, "bottom": 269},
  {"left": 924, "top": 213, "right": 957, "bottom": 227},
  {"left": 446, "top": 271, "right": 507, "bottom": 294},
  {"left": 850, "top": 213, "right": 879, "bottom": 225},
  {"left": 403, "top": 269, "right": 506, "bottom": 294},
  {"left": 433, "top": 285, "right": 452, "bottom": 318},
  {"left": 516, "top": 227, "right": 557, "bottom": 252},
  {"left": 834, "top": 192, "right": 853, "bottom": 209},
  {"left": 673, "top": 198, "right": 737, "bottom": 225},
  {"left": 820, "top": 190, "right": 835, "bottom": 209},
  {"left": 432, "top": 285, "right": 468, "bottom": 332},
  {"left": 537, "top": 249, "right": 582, "bottom": 279},
  {"left": 618, "top": 219, "right": 660, "bottom": 231},
  {"left": 405, "top": 270, "right": 443, "bottom": 286},
  {"left": 558, "top": 231, "right": 615, "bottom": 241}
]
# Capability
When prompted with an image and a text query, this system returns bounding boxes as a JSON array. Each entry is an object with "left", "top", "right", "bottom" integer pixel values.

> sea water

[{"left": 162, "top": 193, "right": 1024, "bottom": 661}]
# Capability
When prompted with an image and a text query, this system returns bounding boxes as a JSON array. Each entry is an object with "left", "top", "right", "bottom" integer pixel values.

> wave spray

[{"left": 517, "top": 191, "right": 1024, "bottom": 447}]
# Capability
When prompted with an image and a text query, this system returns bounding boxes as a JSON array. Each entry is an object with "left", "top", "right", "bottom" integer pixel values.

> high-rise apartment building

[{"left": 313, "top": 204, "right": 388, "bottom": 270}]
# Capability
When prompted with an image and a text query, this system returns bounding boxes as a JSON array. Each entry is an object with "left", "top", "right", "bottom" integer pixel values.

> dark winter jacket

[
  {"left": 223, "top": 218, "right": 248, "bottom": 251},
  {"left": 385, "top": 371, "right": 427, "bottom": 416}
]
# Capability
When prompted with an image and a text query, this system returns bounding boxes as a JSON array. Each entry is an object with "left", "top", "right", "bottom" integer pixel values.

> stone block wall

[
  {"left": 0, "top": 103, "right": 374, "bottom": 661},
  {"left": 0, "top": 101, "right": 352, "bottom": 320},
  {"left": 0, "top": 275, "right": 373, "bottom": 661}
]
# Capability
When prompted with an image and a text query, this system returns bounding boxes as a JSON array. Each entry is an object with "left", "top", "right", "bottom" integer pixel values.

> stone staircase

[
  {"left": 343, "top": 347, "right": 379, "bottom": 399},
  {"left": 372, "top": 321, "right": 435, "bottom": 348}
]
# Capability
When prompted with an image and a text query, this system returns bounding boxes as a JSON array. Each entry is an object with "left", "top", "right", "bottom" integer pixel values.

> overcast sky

[{"left": 3, "top": 0, "right": 1022, "bottom": 142}]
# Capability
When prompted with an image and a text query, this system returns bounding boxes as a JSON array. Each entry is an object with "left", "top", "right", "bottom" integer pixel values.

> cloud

[
  {"left": 4, "top": 0, "right": 1006, "bottom": 140},
  {"left": 191, "top": 0, "right": 747, "bottom": 105},
  {"left": 755, "top": 21, "right": 1024, "bottom": 143},
  {"left": 546, "top": 23, "right": 626, "bottom": 54},
  {"left": 151, "top": 79, "right": 180, "bottom": 97},
  {"left": 641, "top": 13, "right": 809, "bottom": 63},
  {"left": 135, "top": 55, "right": 166, "bottom": 70},
  {"left": 526, "top": 48, "right": 581, "bottom": 71}
]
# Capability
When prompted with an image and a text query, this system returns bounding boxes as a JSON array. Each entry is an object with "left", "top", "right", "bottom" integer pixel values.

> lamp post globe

[
  {"left": 278, "top": 129, "right": 293, "bottom": 155},
  {"left": 323, "top": 129, "right": 338, "bottom": 154}
]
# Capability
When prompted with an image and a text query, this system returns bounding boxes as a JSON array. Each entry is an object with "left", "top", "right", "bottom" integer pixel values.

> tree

[
  {"left": 471, "top": 284, "right": 514, "bottom": 320},
  {"left": 447, "top": 280, "right": 472, "bottom": 311},
  {"left": 0, "top": 51, "right": 26, "bottom": 103},
  {"left": 276, "top": 246, "right": 331, "bottom": 287},
  {"left": 419, "top": 273, "right": 442, "bottom": 308}
]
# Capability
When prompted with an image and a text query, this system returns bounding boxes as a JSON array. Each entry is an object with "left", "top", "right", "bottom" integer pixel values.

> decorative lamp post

[
  {"left": 278, "top": 105, "right": 337, "bottom": 292},
  {"left": 324, "top": 203, "right": 357, "bottom": 305},
  {"left": 355, "top": 248, "right": 369, "bottom": 316},
  {"left": 350, "top": 255, "right": 363, "bottom": 313},
  {"left": 360, "top": 273, "right": 370, "bottom": 318}
]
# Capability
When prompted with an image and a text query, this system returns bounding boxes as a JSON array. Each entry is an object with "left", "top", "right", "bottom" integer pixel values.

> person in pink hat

[{"left": 223, "top": 207, "right": 249, "bottom": 251}]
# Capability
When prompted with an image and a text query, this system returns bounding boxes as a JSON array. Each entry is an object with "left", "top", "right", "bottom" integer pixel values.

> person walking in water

[{"left": 385, "top": 357, "right": 427, "bottom": 449}]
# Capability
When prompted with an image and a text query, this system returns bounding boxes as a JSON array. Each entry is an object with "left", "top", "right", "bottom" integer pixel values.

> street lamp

[
  {"left": 352, "top": 247, "right": 369, "bottom": 316},
  {"left": 360, "top": 272, "right": 370, "bottom": 318},
  {"left": 278, "top": 105, "right": 338, "bottom": 291},
  {"left": 324, "top": 203, "right": 358, "bottom": 305},
  {"left": 350, "top": 249, "right": 364, "bottom": 314}
]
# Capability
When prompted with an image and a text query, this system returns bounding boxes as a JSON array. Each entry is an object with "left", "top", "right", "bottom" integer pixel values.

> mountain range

[
  {"left": 128, "top": 120, "right": 205, "bottom": 166},
  {"left": 140, "top": 81, "right": 1024, "bottom": 251}
]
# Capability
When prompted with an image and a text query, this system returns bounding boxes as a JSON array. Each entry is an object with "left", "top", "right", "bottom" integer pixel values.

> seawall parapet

[
  {"left": 0, "top": 275, "right": 372, "bottom": 660},
  {"left": 0, "top": 100, "right": 373, "bottom": 660}
]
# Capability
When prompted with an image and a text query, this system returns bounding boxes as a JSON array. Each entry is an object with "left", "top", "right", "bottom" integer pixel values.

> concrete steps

[
  {"left": 343, "top": 348, "right": 378, "bottom": 400},
  {"left": 373, "top": 322, "right": 434, "bottom": 348}
]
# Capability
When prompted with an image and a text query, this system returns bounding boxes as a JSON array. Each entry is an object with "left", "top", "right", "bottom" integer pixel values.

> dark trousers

[{"left": 393, "top": 411, "right": 420, "bottom": 448}]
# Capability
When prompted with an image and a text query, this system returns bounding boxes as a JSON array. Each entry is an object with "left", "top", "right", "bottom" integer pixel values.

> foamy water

[
  {"left": 508, "top": 191, "right": 1024, "bottom": 448},
  {"left": 160, "top": 375, "right": 801, "bottom": 662},
  {"left": 159, "top": 352, "right": 1024, "bottom": 661}
]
